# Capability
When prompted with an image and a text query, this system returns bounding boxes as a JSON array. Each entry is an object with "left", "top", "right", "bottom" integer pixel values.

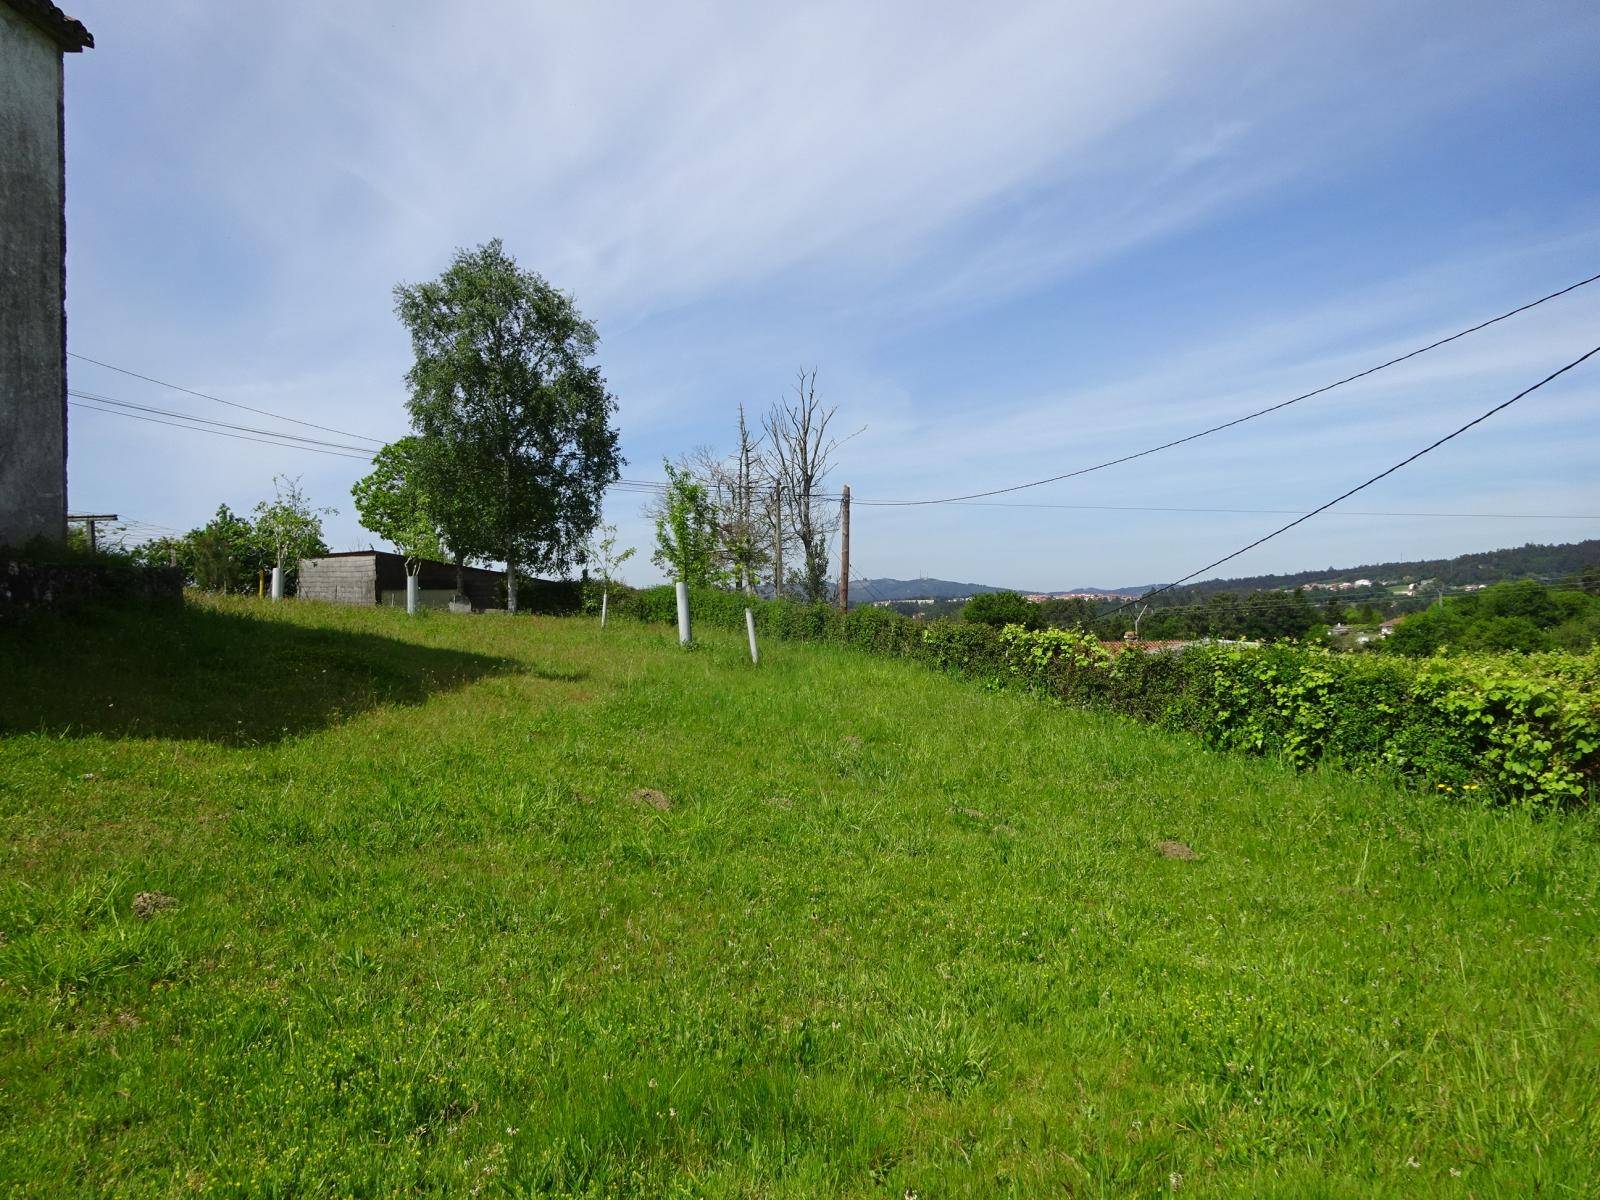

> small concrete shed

[{"left": 297, "top": 551, "right": 506, "bottom": 611}]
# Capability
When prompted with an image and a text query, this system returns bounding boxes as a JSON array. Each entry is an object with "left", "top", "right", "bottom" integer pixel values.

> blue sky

[{"left": 59, "top": 1, "right": 1600, "bottom": 589}]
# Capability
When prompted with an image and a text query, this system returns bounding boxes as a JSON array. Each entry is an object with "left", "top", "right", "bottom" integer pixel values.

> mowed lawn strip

[{"left": 2, "top": 595, "right": 1598, "bottom": 1197}]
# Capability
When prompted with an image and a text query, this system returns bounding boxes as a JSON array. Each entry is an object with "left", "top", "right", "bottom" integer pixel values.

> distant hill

[
  {"left": 1170, "top": 539, "right": 1600, "bottom": 598},
  {"left": 853, "top": 577, "right": 1012, "bottom": 601},
  {"left": 856, "top": 540, "right": 1600, "bottom": 607}
]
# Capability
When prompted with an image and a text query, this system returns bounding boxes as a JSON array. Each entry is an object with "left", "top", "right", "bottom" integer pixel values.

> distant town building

[{"left": 0, "top": 0, "right": 92, "bottom": 549}]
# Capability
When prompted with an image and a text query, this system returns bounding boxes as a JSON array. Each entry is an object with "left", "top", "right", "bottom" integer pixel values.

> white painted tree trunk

[
  {"left": 270, "top": 566, "right": 283, "bottom": 601},
  {"left": 600, "top": 588, "right": 608, "bottom": 627},
  {"left": 676, "top": 581, "right": 691, "bottom": 645},
  {"left": 507, "top": 560, "right": 519, "bottom": 613},
  {"left": 746, "top": 607, "right": 759, "bottom": 665}
]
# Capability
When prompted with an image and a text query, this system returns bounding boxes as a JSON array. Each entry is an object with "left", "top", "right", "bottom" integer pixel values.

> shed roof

[
  {"left": 303, "top": 550, "right": 506, "bottom": 578},
  {"left": 3, "top": 0, "right": 93, "bottom": 51}
]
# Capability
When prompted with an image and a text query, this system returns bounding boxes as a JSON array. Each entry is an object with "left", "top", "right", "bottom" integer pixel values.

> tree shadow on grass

[{"left": 0, "top": 602, "right": 517, "bottom": 746}]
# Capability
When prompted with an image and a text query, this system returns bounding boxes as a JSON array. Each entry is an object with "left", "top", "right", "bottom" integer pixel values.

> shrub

[{"left": 962, "top": 590, "right": 1040, "bottom": 629}]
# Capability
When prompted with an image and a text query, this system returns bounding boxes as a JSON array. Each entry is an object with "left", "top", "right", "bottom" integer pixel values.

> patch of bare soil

[
  {"left": 132, "top": 891, "right": 177, "bottom": 919},
  {"left": 631, "top": 788, "right": 671, "bottom": 811}
]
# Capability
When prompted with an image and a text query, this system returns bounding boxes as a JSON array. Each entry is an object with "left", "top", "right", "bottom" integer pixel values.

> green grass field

[{"left": 3, "top": 595, "right": 1598, "bottom": 1197}]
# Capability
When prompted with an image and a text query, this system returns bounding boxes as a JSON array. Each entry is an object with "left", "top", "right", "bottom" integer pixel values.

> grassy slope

[{"left": 1, "top": 596, "right": 1597, "bottom": 1197}]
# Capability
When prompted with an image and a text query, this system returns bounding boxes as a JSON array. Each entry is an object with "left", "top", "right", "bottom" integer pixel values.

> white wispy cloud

[{"left": 60, "top": 0, "right": 1600, "bottom": 584}]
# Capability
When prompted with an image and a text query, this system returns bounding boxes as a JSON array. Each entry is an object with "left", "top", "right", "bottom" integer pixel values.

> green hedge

[{"left": 609, "top": 585, "right": 1600, "bottom": 806}]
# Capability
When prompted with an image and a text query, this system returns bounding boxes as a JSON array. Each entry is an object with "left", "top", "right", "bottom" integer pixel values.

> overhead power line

[
  {"left": 70, "top": 390, "right": 382, "bottom": 455},
  {"left": 868, "top": 498, "right": 1600, "bottom": 520},
  {"left": 70, "top": 399, "right": 376, "bottom": 461},
  {"left": 68, "top": 352, "right": 388, "bottom": 445},
  {"left": 1107, "top": 341, "right": 1600, "bottom": 614},
  {"left": 854, "top": 269, "right": 1600, "bottom": 506}
]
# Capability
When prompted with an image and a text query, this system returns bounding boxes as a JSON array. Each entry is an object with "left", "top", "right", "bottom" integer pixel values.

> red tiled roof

[{"left": 1101, "top": 639, "right": 1195, "bottom": 654}]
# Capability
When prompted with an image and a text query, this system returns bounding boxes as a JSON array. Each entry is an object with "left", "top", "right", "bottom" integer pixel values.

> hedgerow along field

[{"left": 2, "top": 596, "right": 1598, "bottom": 1196}]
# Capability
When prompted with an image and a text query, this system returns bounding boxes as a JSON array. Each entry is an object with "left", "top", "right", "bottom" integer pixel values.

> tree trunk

[
  {"left": 455, "top": 556, "right": 466, "bottom": 599},
  {"left": 507, "top": 550, "right": 519, "bottom": 613}
]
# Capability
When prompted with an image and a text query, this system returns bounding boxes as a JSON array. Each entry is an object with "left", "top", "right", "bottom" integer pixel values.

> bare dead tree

[
  {"left": 763, "top": 369, "right": 843, "bottom": 603},
  {"left": 726, "top": 404, "right": 767, "bottom": 593}
]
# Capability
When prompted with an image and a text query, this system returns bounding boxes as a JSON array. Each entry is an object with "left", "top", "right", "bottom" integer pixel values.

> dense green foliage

[
  {"left": 3, "top": 597, "right": 1599, "bottom": 1194},
  {"left": 901, "top": 585, "right": 1366, "bottom": 642},
  {"left": 1115, "top": 587, "right": 1324, "bottom": 642},
  {"left": 651, "top": 459, "right": 726, "bottom": 586},
  {"left": 349, "top": 437, "right": 446, "bottom": 572},
  {"left": 618, "top": 585, "right": 1600, "bottom": 805},
  {"left": 395, "top": 239, "right": 622, "bottom": 598},
  {"left": 129, "top": 501, "right": 328, "bottom": 595},
  {"left": 960, "top": 589, "right": 1040, "bottom": 629},
  {"left": 1384, "top": 578, "right": 1600, "bottom": 655}
]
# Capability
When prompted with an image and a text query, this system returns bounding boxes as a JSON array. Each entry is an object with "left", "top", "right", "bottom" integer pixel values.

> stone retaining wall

[{"left": 0, "top": 556, "right": 184, "bottom": 624}]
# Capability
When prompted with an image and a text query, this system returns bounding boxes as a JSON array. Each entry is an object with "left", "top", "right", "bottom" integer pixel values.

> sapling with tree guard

[
  {"left": 585, "top": 521, "right": 634, "bottom": 629},
  {"left": 253, "top": 475, "right": 334, "bottom": 602}
]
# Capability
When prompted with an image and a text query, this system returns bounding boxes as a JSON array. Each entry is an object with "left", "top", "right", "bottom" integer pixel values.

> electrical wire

[
  {"left": 883, "top": 499, "right": 1600, "bottom": 520},
  {"left": 1103, "top": 341, "right": 1600, "bottom": 615},
  {"left": 852, "top": 269, "right": 1600, "bottom": 506},
  {"left": 69, "top": 399, "right": 377, "bottom": 461},
  {"left": 70, "top": 390, "right": 382, "bottom": 455},
  {"left": 607, "top": 477, "right": 1596, "bottom": 523},
  {"left": 68, "top": 352, "right": 388, "bottom": 445}
]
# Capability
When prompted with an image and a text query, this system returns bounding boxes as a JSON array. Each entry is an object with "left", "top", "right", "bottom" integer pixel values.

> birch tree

[{"left": 394, "top": 240, "right": 622, "bottom": 610}]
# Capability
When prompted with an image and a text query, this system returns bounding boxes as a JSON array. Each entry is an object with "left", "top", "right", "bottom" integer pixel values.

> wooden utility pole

[
  {"left": 838, "top": 484, "right": 850, "bottom": 612},
  {"left": 68, "top": 513, "right": 117, "bottom": 554},
  {"left": 772, "top": 482, "right": 783, "bottom": 601}
]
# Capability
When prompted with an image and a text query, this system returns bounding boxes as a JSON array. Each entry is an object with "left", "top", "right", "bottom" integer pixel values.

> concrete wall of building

[
  {"left": 297, "top": 556, "right": 380, "bottom": 606},
  {"left": 298, "top": 552, "right": 512, "bottom": 611},
  {"left": 0, "top": 6, "right": 69, "bottom": 549}
]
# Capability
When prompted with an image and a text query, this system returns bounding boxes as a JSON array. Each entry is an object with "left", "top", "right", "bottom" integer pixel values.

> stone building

[{"left": 0, "top": 0, "right": 93, "bottom": 549}]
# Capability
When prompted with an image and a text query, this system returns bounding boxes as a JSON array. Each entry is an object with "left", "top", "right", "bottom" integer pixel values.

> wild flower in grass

[
  {"left": 648, "top": 1077, "right": 657, "bottom": 1088},
  {"left": 1169, "top": 1173, "right": 1183, "bottom": 1192}
]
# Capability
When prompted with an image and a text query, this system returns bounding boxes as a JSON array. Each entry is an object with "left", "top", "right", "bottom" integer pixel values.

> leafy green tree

[
  {"left": 351, "top": 437, "right": 445, "bottom": 576},
  {"left": 652, "top": 460, "right": 725, "bottom": 587},
  {"left": 962, "top": 590, "right": 1040, "bottom": 629},
  {"left": 1201, "top": 591, "right": 1243, "bottom": 638},
  {"left": 1240, "top": 588, "right": 1317, "bottom": 641},
  {"left": 189, "top": 505, "right": 259, "bottom": 593},
  {"left": 1038, "top": 596, "right": 1095, "bottom": 630},
  {"left": 252, "top": 475, "right": 333, "bottom": 593},
  {"left": 1384, "top": 579, "right": 1600, "bottom": 656},
  {"left": 395, "top": 240, "right": 622, "bottom": 611}
]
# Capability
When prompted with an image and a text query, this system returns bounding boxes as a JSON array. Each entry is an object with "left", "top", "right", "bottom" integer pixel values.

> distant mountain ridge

[
  {"left": 855, "top": 577, "right": 1157, "bottom": 601},
  {"left": 852, "top": 577, "right": 1011, "bottom": 602},
  {"left": 855, "top": 540, "right": 1600, "bottom": 604},
  {"left": 1171, "top": 538, "right": 1600, "bottom": 597}
]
